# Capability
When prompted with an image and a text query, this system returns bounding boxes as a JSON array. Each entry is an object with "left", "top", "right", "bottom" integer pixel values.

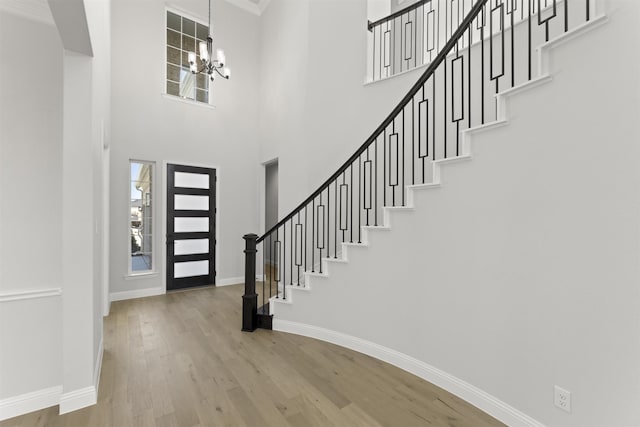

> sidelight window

[{"left": 130, "top": 161, "right": 154, "bottom": 274}]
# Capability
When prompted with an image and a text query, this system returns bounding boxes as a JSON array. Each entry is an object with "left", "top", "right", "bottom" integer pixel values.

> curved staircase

[{"left": 242, "top": 1, "right": 640, "bottom": 425}]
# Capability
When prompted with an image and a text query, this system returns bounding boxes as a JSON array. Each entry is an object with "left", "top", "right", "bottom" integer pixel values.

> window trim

[
  {"left": 164, "top": 5, "right": 213, "bottom": 106},
  {"left": 128, "top": 159, "right": 156, "bottom": 277}
]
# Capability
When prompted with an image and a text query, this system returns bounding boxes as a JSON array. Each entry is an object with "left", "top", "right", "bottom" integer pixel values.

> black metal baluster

[
  {"left": 421, "top": 4, "right": 425, "bottom": 65},
  {"left": 511, "top": 0, "right": 515, "bottom": 88},
  {"left": 444, "top": 50, "right": 448, "bottom": 158},
  {"left": 586, "top": 0, "right": 590, "bottom": 21},
  {"left": 365, "top": 149, "right": 371, "bottom": 226},
  {"left": 412, "top": 97, "right": 415, "bottom": 185},
  {"left": 341, "top": 173, "right": 346, "bottom": 244},
  {"left": 380, "top": 25, "right": 384, "bottom": 78},
  {"left": 468, "top": 23, "right": 472, "bottom": 129},
  {"left": 452, "top": 44, "right": 462, "bottom": 156},
  {"left": 400, "top": 14, "right": 404, "bottom": 73},
  {"left": 414, "top": 8, "right": 417, "bottom": 69},
  {"left": 326, "top": 187, "right": 329, "bottom": 262},
  {"left": 334, "top": 180, "right": 337, "bottom": 258},
  {"left": 316, "top": 191, "right": 324, "bottom": 274},
  {"left": 528, "top": 0, "right": 531, "bottom": 80},
  {"left": 327, "top": 184, "right": 331, "bottom": 259},
  {"left": 304, "top": 205, "right": 307, "bottom": 277},
  {"left": 390, "top": 122, "right": 395, "bottom": 206},
  {"left": 445, "top": 0, "right": 449, "bottom": 44},
  {"left": 275, "top": 229, "right": 279, "bottom": 298},
  {"left": 402, "top": 106, "right": 405, "bottom": 206},
  {"left": 481, "top": 4, "right": 485, "bottom": 123},
  {"left": 270, "top": 233, "right": 274, "bottom": 298},
  {"left": 318, "top": 193, "right": 323, "bottom": 273},
  {"left": 262, "top": 240, "right": 265, "bottom": 307},
  {"left": 311, "top": 198, "right": 315, "bottom": 272},
  {"left": 374, "top": 136, "right": 378, "bottom": 225},
  {"left": 283, "top": 222, "right": 286, "bottom": 295},
  {"left": 296, "top": 213, "right": 301, "bottom": 286},
  {"left": 358, "top": 157, "right": 362, "bottom": 243},
  {"left": 350, "top": 164, "right": 354, "bottom": 242},
  {"left": 373, "top": 22, "right": 377, "bottom": 81},
  {"left": 383, "top": 128, "right": 387, "bottom": 208},
  {"left": 290, "top": 218, "right": 293, "bottom": 286},
  {"left": 431, "top": 72, "right": 435, "bottom": 161},
  {"left": 419, "top": 87, "right": 424, "bottom": 182}
]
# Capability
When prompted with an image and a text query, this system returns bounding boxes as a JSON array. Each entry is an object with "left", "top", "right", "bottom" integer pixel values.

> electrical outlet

[{"left": 554, "top": 385, "right": 571, "bottom": 413}]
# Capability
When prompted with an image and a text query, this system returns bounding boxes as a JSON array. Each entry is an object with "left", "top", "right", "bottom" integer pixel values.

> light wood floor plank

[{"left": 0, "top": 284, "right": 505, "bottom": 427}]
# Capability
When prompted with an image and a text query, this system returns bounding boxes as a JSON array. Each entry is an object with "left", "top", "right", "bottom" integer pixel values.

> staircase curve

[{"left": 239, "top": 0, "right": 626, "bottom": 425}]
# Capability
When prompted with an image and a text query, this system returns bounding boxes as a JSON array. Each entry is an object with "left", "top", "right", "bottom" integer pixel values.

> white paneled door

[{"left": 167, "top": 164, "right": 216, "bottom": 290}]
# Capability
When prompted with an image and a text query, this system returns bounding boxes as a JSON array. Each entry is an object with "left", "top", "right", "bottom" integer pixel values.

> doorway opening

[{"left": 264, "top": 160, "right": 278, "bottom": 283}]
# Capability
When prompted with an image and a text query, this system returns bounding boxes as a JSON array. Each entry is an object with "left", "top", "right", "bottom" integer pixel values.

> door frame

[{"left": 161, "top": 160, "right": 221, "bottom": 293}]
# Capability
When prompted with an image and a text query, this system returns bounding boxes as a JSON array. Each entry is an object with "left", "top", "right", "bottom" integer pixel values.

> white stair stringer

[{"left": 267, "top": 13, "right": 631, "bottom": 427}]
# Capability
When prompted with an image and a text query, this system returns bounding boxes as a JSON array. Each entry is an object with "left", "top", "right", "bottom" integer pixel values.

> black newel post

[{"left": 242, "top": 233, "right": 258, "bottom": 332}]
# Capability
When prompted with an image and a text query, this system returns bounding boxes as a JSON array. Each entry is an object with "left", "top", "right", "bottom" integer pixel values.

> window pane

[
  {"left": 182, "top": 35, "right": 195, "bottom": 54},
  {"left": 174, "top": 260, "right": 208, "bottom": 278},
  {"left": 182, "top": 17, "right": 195, "bottom": 36},
  {"left": 167, "top": 11, "right": 181, "bottom": 31},
  {"left": 196, "top": 73, "right": 207, "bottom": 90},
  {"left": 181, "top": 51, "right": 191, "bottom": 69},
  {"left": 196, "top": 89, "right": 208, "bottom": 104},
  {"left": 167, "top": 46, "right": 180, "bottom": 65},
  {"left": 167, "top": 64, "right": 180, "bottom": 82},
  {"left": 179, "top": 69, "right": 196, "bottom": 99},
  {"left": 174, "top": 172, "right": 209, "bottom": 188},
  {"left": 175, "top": 239, "right": 209, "bottom": 255},
  {"left": 167, "top": 29, "right": 181, "bottom": 48},
  {"left": 196, "top": 23, "right": 209, "bottom": 40},
  {"left": 175, "top": 217, "right": 209, "bottom": 233},
  {"left": 167, "top": 81, "right": 179, "bottom": 96}
]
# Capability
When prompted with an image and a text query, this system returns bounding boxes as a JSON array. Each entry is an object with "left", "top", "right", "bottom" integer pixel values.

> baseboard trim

[
  {"left": 59, "top": 386, "right": 96, "bottom": 415},
  {"left": 217, "top": 277, "right": 244, "bottom": 287},
  {"left": 273, "top": 319, "right": 545, "bottom": 427},
  {"left": 110, "top": 287, "right": 164, "bottom": 302},
  {"left": 0, "top": 386, "right": 61, "bottom": 421}
]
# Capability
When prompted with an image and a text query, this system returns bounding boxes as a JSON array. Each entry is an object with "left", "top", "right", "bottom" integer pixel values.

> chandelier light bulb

[
  {"left": 223, "top": 67, "right": 230, "bottom": 79},
  {"left": 199, "top": 41, "right": 209, "bottom": 62},
  {"left": 216, "top": 49, "right": 225, "bottom": 66},
  {"left": 188, "top": 51, "right": 196, "bottom": 66}
]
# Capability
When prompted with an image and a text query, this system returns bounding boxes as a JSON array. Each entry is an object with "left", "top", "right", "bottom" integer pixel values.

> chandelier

[{"left": 188, "top": 0, "right": 230, "bottom": 81}]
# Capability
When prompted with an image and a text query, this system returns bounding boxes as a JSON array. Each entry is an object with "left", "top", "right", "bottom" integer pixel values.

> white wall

[
  {"left": 0, "top": 10, "right": 64, "bottom": 402},
  {"left": 273, "top": 2, "right": 640, "bottom": 425},
  {"left": 109, "top": 0, "right": 261, "bottom": 295}
]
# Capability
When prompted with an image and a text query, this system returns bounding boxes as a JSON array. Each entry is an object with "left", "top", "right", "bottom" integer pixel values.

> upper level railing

[
  {"left": 367, "top": 0, "right": 589, "bottom": 82},
  {"left": 242, "top": 0, "right": 593, "bottom": 331}
]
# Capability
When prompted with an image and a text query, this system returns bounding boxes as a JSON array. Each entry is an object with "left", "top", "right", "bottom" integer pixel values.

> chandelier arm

[{"left": 214, "top": 67, "right": 229, "bottom": 79}]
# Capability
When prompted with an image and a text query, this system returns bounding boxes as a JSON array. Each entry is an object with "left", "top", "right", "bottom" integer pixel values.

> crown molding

[
  {"left": 0, "top": 0, "right": 54, "bottom": 25},
  {"left": 223, "top": 0, "right": 271, "bottom": 16}
]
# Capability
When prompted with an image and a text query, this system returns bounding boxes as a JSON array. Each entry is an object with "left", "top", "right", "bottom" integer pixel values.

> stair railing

[{"left": 243, "top": 0, "right": 593, "bottom": 332}]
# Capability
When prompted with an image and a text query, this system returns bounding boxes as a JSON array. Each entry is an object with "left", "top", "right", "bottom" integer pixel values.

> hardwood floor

[{"left": 1, "top": 284, "right": 504, "bottom": 427}]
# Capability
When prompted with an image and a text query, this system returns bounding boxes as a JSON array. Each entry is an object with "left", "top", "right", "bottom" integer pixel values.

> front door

[{"left": 166, "top": 164, "right": 216, "bottom": 290}]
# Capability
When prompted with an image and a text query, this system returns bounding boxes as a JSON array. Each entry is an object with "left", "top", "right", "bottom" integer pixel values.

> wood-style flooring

[{"left": 0, "top": 284, "right": 504, "bottom": 427}]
